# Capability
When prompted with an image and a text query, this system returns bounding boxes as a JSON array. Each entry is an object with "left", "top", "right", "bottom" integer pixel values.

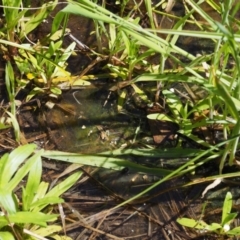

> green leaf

[
  {"left": 2, "top": 0, "right": 22, "bottom": 28},
  {"left": 0, "top": 217, "right": 9, "bottom": 228},
  {"left": 190, "top": 98, "right": 211, "bottom": 113},
  {"left": 208, "top": 222, "right": 222, "bottom": 231},
  {"left": 32, "top": 172, "right": 82, "bottom": 211},
  {"left": 184, "top": 0, "right": 217, "bottom": 31},
  {"left": 45, "top": 171, "right": 82, "bottom": 199},
  {"left": 147, "top": 113, "right": 176, "bottom": 122},
  {"left": 6, "top": 111, "right": 20, "bottom": 143},
  {"left": 26, "top": 87, "right": 45, "bottom": 102},
  {"left": 222, "top": 192, "right": 233, "bottom": 225},
  {"left": 53, "top": 40, "right": 63, "bottom": 53},
  {"left": 23, "top": 155, "right": 42, "bottom": 211},
  {"left": 223, "top": 213, "right": 238, "bottom": 229},
  {"left": 0, "top": 153, "right": 9, "bottom": 179},
  {"left": 52, "top": 12, "right": 66, "bottom": 34},
  {"left": 52, "top": 42, "right": 76, "bottom": 78},
  {"left": 50, "top": 29, "right": 69, "bottom": 41},
  {"left": 131, "top": 84, "right": 149, "bottom": 102},
  {"left": 100, "top": 147, "right": 204, "bottom": 158},
  {"left": 227, "top": 226, "right": 240, "bottom": 235},
  {"left": 42, "top": 151, "right": 172, "bottom": 176},
  {"left": 177, "top": 218, "right": 210, "bottom": 230},
  {"left": 51, "top": 235, "right": 73, "bottom": 240},
  {"left": 0, "top": 122, "right": 10, "bottom": 130},
  {"left": 61, "top": 3, "right": 117, "bottom": 24},
  {"left": 0, "top": 144, "right": 36, "bottom": 188},
  {"left": 32, "top": 182, "right": 49, "bottom": 204},
  {"left": 50, "top": 87, "right": 62, "bottom": 95},
  {"left": 0, "top": 190, "right": 17, "bottom": 214},
  {"left": 0, "top": 231, "right": 15, "bottom": 240},
  {"left": 8, "top": 212, "right": 57, "bottom": 227},
  {"left": 19, "top": 0, "right": 57, "bottom": 39},
  {"left": 177, "top": 217, "right": 222, "bottom": 231},
  {"left": 30, "top": 197, "right": 64, "bottom": 210},
  {"left": 216, "top": 81, "right": 238, "bottom": 120},
  {"left": 48, "top": 41, "right": 56, "bottom": 57},
  {"left": 7, "top": 149, "right": 43, "bottom": 192},
  {"left": 163, "top": 89, "right": 183, "bottom": 118},
  {"left": 33, "top": 225, "right": 62, "bottom": 237}
]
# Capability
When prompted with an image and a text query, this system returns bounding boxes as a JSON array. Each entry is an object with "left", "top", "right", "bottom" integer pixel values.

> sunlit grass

[
  {"left": 58, "top": 0, "right": 240, "bottom": 166},
  {"left": 1, "top": 0, "right": 239, "bottom": 180},
  {"left": 1, "top": 1, "right": 240, "bottom": 237}
]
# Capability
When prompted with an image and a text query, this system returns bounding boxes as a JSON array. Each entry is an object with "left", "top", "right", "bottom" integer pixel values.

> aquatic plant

[{"left": 178, "top": 191, "right": 240, "bottom": 238}]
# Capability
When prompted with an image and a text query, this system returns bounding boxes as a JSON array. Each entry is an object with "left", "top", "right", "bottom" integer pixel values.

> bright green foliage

[
  {"left": 2, "top": 0, "right": 57, "bottom": 41},
  {"left": 19, "top": 1, "right": 58, "bottom": 40},
  {"left": 5, "top": 62, "right": 20, "bottom": 142},
  {"left": 14, "top": 37, "right": 76, "bottom": 101},
  {"left": 177, "top": 192, "right": 240, "bottom": 237},
  {"left": 1, "top": 0, "right": 77, "bottom": 103},
  {"left": 0, "top": 144, "right": 82, "bottom": 239},
  {"left": 0, "top": 231, "right": 15, "bottom": 240},
  {"left": 1, "top": 0, "right": 240, "bottom": 237}
]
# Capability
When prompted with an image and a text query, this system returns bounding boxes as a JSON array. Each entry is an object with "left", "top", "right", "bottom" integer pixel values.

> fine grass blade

[
  {"left": 31, "top": 171, "right": 82, "bottom": 212},
  {"left": 0, "top": 144, "right": 36, "bottom": 188},
  {"left": 23, "top": 156, "right": 42, "bottom": 211},
  {"left": 0, "top": 212, "right": 57, "bottom": 227},
  {"left": 0, "top": 231, "right": 15, "bottom": 240},
  {"left": 7, "top": 150, "right": 42, "bottom": 192},
  {"left": 42, "top": 150, "right": 172, "bottom": 176},
  {"left": 19, "top": 0, "right": 57, "bottom": 39},
  {"left": 221, "top": 192, "right": 237, "bottom": 227}
]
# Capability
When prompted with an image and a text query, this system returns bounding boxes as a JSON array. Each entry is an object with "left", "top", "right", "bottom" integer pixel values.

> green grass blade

[
  {"left": 177, "top": 218, "right": 210, "bottom": 230},
  {"left": 185, "top": 0, "right": 217, "bottom": 31},
  {"left": 19, "top": 0, "right": 57, "bottom": 39},
  {"left": 42, "top": 151, "right": 172, "bottom": 176},
  {"left": 0, "top": 190, "right": 17, "bottom": 214},
  {"left": 6, "top": 111, "right": 20, "bottom": 143},
  {"left": 61, "top": 3, "right": 117, "bottom": 24},
  {"left": 0, "top": 144, "right": 36, "bottom": 188},
  {"left": 30, "top": 197, "right": 64, "bottom": 210},
  {"left": 99, "top": 148, "right": 205, "bottom": 158},
  {"left": 221, "top": 192, "right": 233, "bottom": 226},
  {"left": 227, "top": 226, "right": 240, "bottom": 235},
  {"left": 32, "top": 182, "right": 49, "bottom": 204},
  {"left": 23, "top": 155, "right": 42, "bottom": 211},
  {"left": 7, "top": 149, "right": 42, "bottom": 192},
  {"left": 8, "top": 212, "right": 58, "bottom": 227},
  {"left": 0, "top": 231, "right": 15, "bottom": 240},
  {"left": 108, "top": 138, "right": 233, "bottom": 209},
  {"left": 216, "top": 80, "right": 238, "bottom": 120},
  {"left": 45, "top": 171, "right": 82, "bottom": 199}
]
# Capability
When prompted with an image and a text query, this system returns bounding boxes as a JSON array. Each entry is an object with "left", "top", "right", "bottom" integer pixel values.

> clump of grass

[
  {"left": 0, "top": 144, "right": 82, "bottom": 239},
  {"left": 178, "top": 191, "right": 240, "bottom": 238},
  {"left": 49, "top": 0, "right": 240, "bottom": 217},
  {"left": 1, "top": 0, "right": 240, "bottom": 238}
]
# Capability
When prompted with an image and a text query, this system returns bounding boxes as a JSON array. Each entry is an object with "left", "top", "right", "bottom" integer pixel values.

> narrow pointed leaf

[
  {"left": 8, "top": 212, "right": 57, "bottom": 227},
  {"left": 0, "top": 144, "right": 36, "bottom": 188},
  {"left": 0, "top": 231, "right": 15, "bottom": 240},
  {"left": 23, "top": 156, "right": 42, "bottom": 211},
  {"left": 222, "top": 192, "right": 233, "bottom": 226},
  {"left": 7, "top": 150, "right": 42, "bottom": 192}
]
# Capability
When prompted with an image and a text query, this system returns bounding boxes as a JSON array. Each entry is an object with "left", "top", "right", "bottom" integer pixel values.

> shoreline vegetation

[{"left": 0, "top": 0, "right": 240, "bottom": 239}]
